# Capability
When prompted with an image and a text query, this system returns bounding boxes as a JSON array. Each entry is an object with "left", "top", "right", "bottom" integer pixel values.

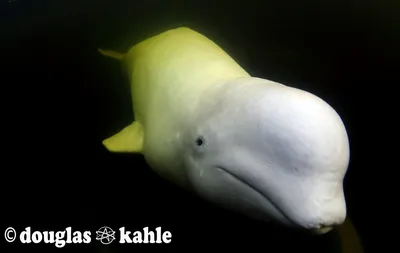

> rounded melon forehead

[
  {"left": 257, "top": 84, "right": 349, "bottom": 172},
  {"left": 196, "top": 78, "right": 349, "bottom": 176}
]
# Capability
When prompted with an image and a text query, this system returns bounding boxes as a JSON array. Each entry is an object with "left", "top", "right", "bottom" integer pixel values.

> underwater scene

[{"left": 2, "top": 0, "right": 397, "bottom": 253}]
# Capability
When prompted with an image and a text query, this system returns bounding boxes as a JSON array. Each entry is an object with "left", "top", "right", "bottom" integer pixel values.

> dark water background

[{"left": 1, "top": 0, "right": 398, "bottom": 252}]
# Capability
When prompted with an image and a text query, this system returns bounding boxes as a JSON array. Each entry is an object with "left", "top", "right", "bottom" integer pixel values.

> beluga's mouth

[{"left": 215, "top": 166, "right": 297, "bottom": 226}]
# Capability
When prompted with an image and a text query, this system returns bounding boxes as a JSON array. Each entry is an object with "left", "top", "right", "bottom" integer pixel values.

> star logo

[{"left": 95, "top": 226, "right": 116, "bottom": 245}]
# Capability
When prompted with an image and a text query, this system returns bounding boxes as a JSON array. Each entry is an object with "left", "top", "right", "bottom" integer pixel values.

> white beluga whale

[{"left": 99, "top": 27, "right": 350, "bottom": 234}]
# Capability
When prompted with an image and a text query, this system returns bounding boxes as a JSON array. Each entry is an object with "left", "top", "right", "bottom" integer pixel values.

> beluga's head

[{"left": 182, "top": 77, "right": 350, "bottom": 234}]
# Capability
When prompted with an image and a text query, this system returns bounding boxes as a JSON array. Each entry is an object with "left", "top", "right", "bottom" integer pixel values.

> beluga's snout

[{"left": 183, "top": 77, "right": 350, "bottom": 234}]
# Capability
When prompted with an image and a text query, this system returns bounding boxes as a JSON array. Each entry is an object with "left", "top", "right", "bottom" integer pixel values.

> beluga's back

[{"left": 98, "top": 27, "right": 351, "bottom": 236}]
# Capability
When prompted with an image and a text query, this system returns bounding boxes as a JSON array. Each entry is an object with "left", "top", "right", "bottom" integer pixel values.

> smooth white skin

[
  {"left": 123, "top": 27, "right": 350, "bottom": 233},
  {"left": 182, "top": 77, "right": 350, "bottom": 232}
]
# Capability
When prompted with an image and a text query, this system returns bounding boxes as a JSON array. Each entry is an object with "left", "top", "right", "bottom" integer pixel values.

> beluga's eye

[{"left": 195, "top": 136, "right": 205, "bottom": 146}]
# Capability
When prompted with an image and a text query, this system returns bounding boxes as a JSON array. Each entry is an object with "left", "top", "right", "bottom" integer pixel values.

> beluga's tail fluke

[{"left": 98, "top": 48, "right": 125, "bottom": 60}]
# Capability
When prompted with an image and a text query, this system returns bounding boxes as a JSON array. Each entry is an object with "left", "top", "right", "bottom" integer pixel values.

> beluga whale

[{"left": 99, "top": 27, "right": 350, "bottom": 235}]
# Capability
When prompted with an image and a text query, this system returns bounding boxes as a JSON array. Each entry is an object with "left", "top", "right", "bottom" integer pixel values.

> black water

[{"left": 1, "top": 0, "right": 398, "bottom": 252}]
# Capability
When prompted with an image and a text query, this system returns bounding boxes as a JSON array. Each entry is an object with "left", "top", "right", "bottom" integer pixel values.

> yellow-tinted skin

[{"left": 99, "top": 27, "right": 363, "bottom": 253}]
